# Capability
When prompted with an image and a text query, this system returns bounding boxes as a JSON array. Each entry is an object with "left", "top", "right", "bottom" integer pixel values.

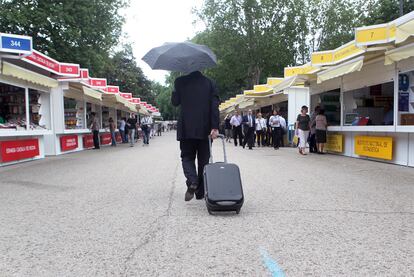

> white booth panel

[{"left": 409, "top": 133, "right": 414, "bottom": 167}]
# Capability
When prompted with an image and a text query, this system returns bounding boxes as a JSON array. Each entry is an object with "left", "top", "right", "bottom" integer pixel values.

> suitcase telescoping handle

[{"left": 208, "top": 134, "right": 227, "bottom": 164}]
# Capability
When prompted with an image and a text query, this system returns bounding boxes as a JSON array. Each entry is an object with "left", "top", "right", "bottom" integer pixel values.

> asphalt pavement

[{"left": 0, "top": 132, "right": 413, "bottom": 277}]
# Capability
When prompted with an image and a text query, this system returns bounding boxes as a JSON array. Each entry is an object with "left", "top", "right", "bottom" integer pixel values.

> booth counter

[
  {"left": 0, "top": 61, "right": 56, "bottom": 166},
  {"left": 309, "top": 52, "right": 414, "bottom": 167}
]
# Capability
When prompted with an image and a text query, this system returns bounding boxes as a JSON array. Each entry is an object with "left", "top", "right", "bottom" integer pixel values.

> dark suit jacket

[
  {"left": 171, "top": 71, "right": 220, "bottom": 141},
  {"left": 242, "top": 115, "right": 256, "bottom": 129}
]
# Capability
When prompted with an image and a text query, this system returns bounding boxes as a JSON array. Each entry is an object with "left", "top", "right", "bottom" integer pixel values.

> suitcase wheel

[
  {"left": 236, "top": 209, "right": 241, "bottom": 214},
  {"left": 207, "top": 209, "right": 213, "bottom": 215}
]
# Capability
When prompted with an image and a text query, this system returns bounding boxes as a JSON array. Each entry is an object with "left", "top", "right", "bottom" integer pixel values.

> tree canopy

[{"left": 191, "top": 0, "right": 413, "bottom": 101}]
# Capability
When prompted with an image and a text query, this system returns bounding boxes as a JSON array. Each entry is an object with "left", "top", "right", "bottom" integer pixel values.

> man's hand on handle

[{"left": 210, "top": 129, "right": 219, "bottom": 140}]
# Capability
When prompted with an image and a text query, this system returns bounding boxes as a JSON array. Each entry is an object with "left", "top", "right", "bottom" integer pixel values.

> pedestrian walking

[
  {"left": 255, "top": 113, "right": 266, "bottom": 147},
  {"left": 127, "top": 113, "right": 137, "bottom": 147},
  {"left": 296, "top": 105, "right": 311, "bottom": 155},
  {"left": 157, "top": 122, "right": 162, "bottom": 136},
  {"left": 224, "top": 114, "right": 232, "bottom": 142},
  {"left": 309, "top": 106, "right": 320, "bottom": 153},
  {"left": 119, "top": 117, "right": 126, "bottom": 143},
  {"left": 279, "top": 114, "right": 287, "bottom": 147},
  {"left": 230, "top": 110, "right": 243, "bottom": 147},
  {"left": 269, "top": 110, "right": 282, "bottom": 150},
  {"left": 315, "top": 109, "right": 328, "bottom": 154},
  {"left": 171, "top": 71, "right": 220, "bottom": 202},
  {"left": 242, "top": 109, "right": 255, "bottom": 150},
  {"left": 89, "top": 112, "right": 100, "bottom": 150},
  {"left": 141, "top": 115, "right": 152, "bottom": 145},
  {"left": 109, "top": 117, "right": 116, "bottom": 147}
]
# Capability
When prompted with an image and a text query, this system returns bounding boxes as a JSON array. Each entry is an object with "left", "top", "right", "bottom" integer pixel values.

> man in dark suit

[
  {"left": 242, "top": 109, "right": 256, "bottom": 150},
  {"left": 171, "top": 71, "right": 220, "bottom": 202}
]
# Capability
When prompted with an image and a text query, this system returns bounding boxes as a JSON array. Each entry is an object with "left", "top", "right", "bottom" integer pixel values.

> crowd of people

[
  {"left": 221, "top": 105, "right": 328, "bottom": 155},
  {"left": 88, "top": 113, "right": 169, "bottom": 149}
]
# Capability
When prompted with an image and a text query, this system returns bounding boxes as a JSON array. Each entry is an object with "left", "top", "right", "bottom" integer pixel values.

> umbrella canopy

[{"left": 142, "top": 41, "right": 217, "bottom": 73}]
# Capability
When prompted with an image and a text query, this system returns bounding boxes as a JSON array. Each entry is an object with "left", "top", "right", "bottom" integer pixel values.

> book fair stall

[
  {"left": 0, "top": 33, "right": 74, "bottom": 165},
  {"left": 305, "top": 11, "right": 414, "bottom": 166},
  {"left": 0, "top": 32, "right": 159, "bottom": 166}
]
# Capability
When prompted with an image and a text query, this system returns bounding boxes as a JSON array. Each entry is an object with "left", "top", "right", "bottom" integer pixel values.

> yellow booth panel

[
  {"left": 326, "top": 134, "right": 343, "bottom": 153},
  {"left": 354, "top": 136, "right": 393, "bottom": 160}
]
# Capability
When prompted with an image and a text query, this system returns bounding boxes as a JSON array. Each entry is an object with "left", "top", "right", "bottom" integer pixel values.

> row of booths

[
  {"left": 0, "top": 33, "right": 160, "bottom": 166},
  {"left": 220, "top": 11, "right": 414, "bottom": 167}
]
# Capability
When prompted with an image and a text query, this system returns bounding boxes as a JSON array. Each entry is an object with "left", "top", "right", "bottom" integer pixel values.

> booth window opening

[
  {"left": 343, "top": 82, "right": 394, "bottom": 126},
  {"left": 64, "top": 97, "right": 84, "bottom": 129},
  {"left": 311, "top": 88, "right": 341, "bottom": 126},
  {"left": 0, "top": 82, "right": 27, "bottom": 131}
]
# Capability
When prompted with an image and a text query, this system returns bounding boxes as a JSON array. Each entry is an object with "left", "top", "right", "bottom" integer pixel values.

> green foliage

[
  {"left": 104, "top": 45, "right": 155, "bottom": 103},
  {"left": 192, "top": 0, "right": 413, "bottom": 102},
  {"left": 364, "top": 0, "right": 414, "bottom": 25},
  {"left": 0, "top": 0, "right": 128, "bottom": 76}
]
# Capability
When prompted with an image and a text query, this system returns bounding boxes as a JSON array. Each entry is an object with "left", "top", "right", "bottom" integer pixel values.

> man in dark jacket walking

[{"left": 171, "top": 71, "right": 220, "bottom": 201}]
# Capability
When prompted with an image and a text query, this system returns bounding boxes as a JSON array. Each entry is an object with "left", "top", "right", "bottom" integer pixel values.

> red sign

[
  {"left": 80, "top": 68, "right": 89, "bottom": 79},
  {"left": 104, "top": 86, "right": 120, "bottom": 93},
  {"left": 24, "top": 50, "right": 60, "bottom": 73},
  {"left": 0, "top": 139, "right": 40, "bottom": 163},
  {"left": 60, "top": 135, "right": 78, "bottom": 152},
  {"left": 100, "top": 133, "right": 112, "bottom": 145},
  {"left": 130, "top": 98, "right": 140, "bottom": 104},
  {"left": 89, "top": 78, "right": 107, "bottom": 88},
  {"left": 24, "top": 50, "right": 80, "bottom": 77},
  {"left": 116, "top": 132, "right": 122, "bottom": 143},
  {"left": 120, "top": 93, "right": 132, "bottom": 99},
  {"left": 59, "top": 63, "right": 80, "bottom": 76},
  {"left": 83, "top": 134, "right": 94, "bottom": 149}
]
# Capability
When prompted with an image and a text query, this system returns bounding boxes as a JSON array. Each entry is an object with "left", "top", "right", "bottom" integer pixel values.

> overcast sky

[{"left": 123, "top": 0, "right": 205, "bottom": 84}]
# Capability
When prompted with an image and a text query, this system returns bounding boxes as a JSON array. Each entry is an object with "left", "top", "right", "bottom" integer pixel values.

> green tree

[
  {"left": 104, "top": 44, "right": 155, "bottom": 103},
  {"left": 0, "top": 0, "right": 128, "bottom": 76},
  {"left": 364, "top": 0, "right": 414, "bottom": 25}
]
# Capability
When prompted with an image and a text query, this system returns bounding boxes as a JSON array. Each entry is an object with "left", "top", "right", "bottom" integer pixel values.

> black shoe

[{"left": 185, "top": 183, "right": 198, "bottom": 201}]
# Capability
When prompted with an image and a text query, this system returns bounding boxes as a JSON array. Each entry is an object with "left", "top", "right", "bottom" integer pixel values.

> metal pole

[{"left": 399, "top": 0, "right": 404, "bottom": 16}]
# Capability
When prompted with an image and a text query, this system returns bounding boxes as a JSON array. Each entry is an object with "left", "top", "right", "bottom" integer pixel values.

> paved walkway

[{"left": 0, "top": 132, "right": 413, "bottom": 276}]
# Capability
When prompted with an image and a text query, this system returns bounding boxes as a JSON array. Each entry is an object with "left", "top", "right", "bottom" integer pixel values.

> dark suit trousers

[
  {"left": 93, "top": 130, "right": 100, "bottom": 149},
  {"left": 180, "top": 139, "right": 210, "bottom": 196},
  {"left": 243, "top": 127, "right": 255, "bottom": 149},
  {"left": 271, "top": 127, "right": 282, "bottom": 149},
  {"left": 233, "top": 126, "right": 243, "bottom": 146}
]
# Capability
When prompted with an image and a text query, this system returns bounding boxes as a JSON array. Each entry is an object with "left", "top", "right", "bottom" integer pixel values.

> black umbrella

[{"left": 142, "top": 41, "right": 217, "bottom": 73}]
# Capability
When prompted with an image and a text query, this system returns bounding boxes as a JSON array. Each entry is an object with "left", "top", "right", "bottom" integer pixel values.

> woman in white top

[{"left": 255, "top": 113, "right": 267, "bottom": 147}]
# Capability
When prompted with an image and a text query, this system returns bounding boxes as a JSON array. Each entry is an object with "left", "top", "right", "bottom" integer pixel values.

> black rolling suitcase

[{"left": 203, "top": 134, "right": 244, "bottom": 215}]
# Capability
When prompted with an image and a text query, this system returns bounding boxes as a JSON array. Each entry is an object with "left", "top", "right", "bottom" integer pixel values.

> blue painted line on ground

[{"left": 260, "top": 248, "right": 286, "bottom": 277}]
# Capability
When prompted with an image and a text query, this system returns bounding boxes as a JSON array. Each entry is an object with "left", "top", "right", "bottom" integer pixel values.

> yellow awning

[
  {"left": 317, "top": 56, "right": 364, "bottom": 83},
  {"left": 238, "top": 98, "right": 255, "bottom": 109},
  {"left": 395, "top": 11, "right": 414, "bottom": 44},
  {"left": 1, "top": 61, "right": 58, "bottom": 88},
  {"left": 244, "top": 87, "right": 273, "bottom": 97},
  {"left": 272, "top": 76, "right": 298, "bottom": 92},
  {"left": 384, "top": 42, "right": 414, "bottom": 65},
  {"left": 253, "top": 84, "right": 272, "bottom": 93},
  {"left": 138, "top": 105, "right": 149, "bottom": 115},
  {"left": 83, "top": 86, "right": 102, "bottom": 100},
  {"left": 267, "top": 77, "right": 283, "bottom": 86}
]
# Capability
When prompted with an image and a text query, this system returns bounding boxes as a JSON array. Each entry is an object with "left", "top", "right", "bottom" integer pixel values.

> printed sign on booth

[
  {"left": 60, "top": 135, "right": 78, "bottom": 152},
  {"left": 83, "top": 134, "right": 94, "bottom": 149},
  {"left": 354, "top": 136, "right": 393, "bottom": 160},
  {"left": 326, "top": 134, "right": 343, "bottom": 153},
  {"left": 100, "top": 133, "right": 112, "bottom": 145},
  {"left": 0, "top": 139, "right": 39, "bottom": 163},
  {"left": 0, "top": 33, "right": 32, "bottom": 54}
]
